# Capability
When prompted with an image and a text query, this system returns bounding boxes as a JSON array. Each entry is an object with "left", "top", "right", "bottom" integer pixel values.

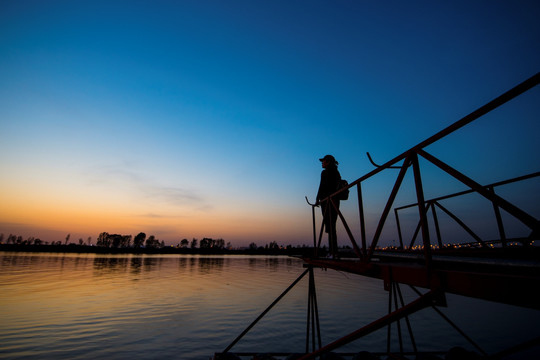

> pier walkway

[{"left": 215, "top": 73, "right": 540, "bottom": 360}]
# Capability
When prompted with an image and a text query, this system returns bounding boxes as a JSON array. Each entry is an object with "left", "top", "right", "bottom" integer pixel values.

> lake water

[{"left": 1, "top": 252, "right": 539, "bottom": 359}]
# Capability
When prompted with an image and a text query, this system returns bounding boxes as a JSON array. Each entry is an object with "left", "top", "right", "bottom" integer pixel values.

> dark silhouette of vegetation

[
  {"left": 1, "top": 232, "right": 539, "bottom": 258},
  {"left": 199, "top": 237, "right": 225, "bottom": 249},
  {"left": 180, "top": 238, "right": 189, "bottom": 248},
  {"left": 133, "top": 232, "right": 146, "bottom": 249},
  {"left": 96, "top": 232, "right": 132, "bottom": 248},
  {"left": 0, "top": 232, "right": 317, "bottom": 256}
]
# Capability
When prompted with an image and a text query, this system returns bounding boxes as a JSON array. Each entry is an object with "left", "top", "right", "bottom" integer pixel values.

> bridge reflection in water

[{"left": 215, "top": 73, "right": 540, "bottom": 360}]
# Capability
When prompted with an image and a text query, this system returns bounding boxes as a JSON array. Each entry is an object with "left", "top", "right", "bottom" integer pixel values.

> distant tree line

[
  {"left": 1, "top": 232, "right": 231, "bottom": 251},
  {"left": 0, "top": 232, "right": 317, "bottom": 256},
  {"left": 94, "top": 233, "right": 230, "bottom": 250},
  {"left": 177, "top": 237, "right": 228, "bottom": 249},
  {"left": 0, "top": 233, "right": 92, "bottom": 246}
]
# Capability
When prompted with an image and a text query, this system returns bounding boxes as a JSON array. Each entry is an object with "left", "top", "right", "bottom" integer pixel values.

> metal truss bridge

[{"left": 215, "top": 72, "right": 540, "bottom": 360}]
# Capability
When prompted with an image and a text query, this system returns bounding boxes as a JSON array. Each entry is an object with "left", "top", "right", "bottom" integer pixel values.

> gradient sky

[{"left": 1, "top": 1, "right": 539, "bottom": 247}]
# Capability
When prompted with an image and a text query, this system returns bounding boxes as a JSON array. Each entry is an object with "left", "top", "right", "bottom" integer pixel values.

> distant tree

[
  {"left": 110, "top": 234, "right": 123, "bottom": 248},
  {"left": 146, "top": 235, "right": 155, "bottom": 248},
  {"left": 200, "top": 238, "right": 210, "bottom": 249},
  {"left": 180, "top": 239, "right": 189, "bottom": 248},
  {"left": 191, "top": 238, "right": 198, "bottom": 249},
  {"left": 79, "top": 238, "right": 84, "bottom": 245},
  {"left": 97, "top": 232, "right": 110, "bottom": 247},
  {"left": 65, "top": 234, "right": 71, "bottom": 245},
  {"left": 122, "top": 235, "right": 132, "bottom": 248},
  {"left": 133, "top": 232, "right": 146, "bottom": 248},
  {"left": 214, "top": 238, "right": 225, "bottom": 249},
  {"left": 145, "top": 235, "right": 161, "bottom": 249},
  {"left": 249, "top": 242, "right": 257, "bottom": 250},
  {"left": 87, "top": 237, "right": 92, "bottom": 246}
]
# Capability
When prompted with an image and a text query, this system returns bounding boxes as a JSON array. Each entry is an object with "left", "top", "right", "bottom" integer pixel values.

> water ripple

[{"left": 2, "top": 253, "right": 540, "bottom": 359}]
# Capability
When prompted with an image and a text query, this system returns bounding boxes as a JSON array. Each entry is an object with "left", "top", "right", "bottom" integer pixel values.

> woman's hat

[{"left": 319, "top": 155, "right": 338, "bottom": 164}]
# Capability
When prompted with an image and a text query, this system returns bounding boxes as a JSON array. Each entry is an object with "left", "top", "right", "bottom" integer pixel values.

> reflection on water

[
  {"left": 1, "top": 252, "right": 540, "bottom": 359},
  {"left": 90, "top": 255, "right": 231, "bottom": 275},
  {"left": 0, "top": 253, "right": 313, "bottom": 360}
]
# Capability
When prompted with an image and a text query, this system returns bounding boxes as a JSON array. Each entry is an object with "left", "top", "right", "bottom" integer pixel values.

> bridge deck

[{"left": 303, "top": 249, "right": 540, "bottom": 310}]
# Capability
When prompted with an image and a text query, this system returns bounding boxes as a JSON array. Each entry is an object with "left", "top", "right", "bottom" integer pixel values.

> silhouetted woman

[{"left": 316, "top": 154, "right": 341, "bottom": 258}]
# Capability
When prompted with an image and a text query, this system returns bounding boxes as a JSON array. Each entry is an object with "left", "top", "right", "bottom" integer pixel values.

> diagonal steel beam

[
  {"left": 419, "top": 149, "right": 539, "bottom": 234},
  {"left": 296, "top": 290, "right": 439, "bottom": 360}
]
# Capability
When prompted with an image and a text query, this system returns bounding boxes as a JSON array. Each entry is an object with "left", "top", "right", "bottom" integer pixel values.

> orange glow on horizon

[{"left": 0, "top": 186, "right": 310, "bottom": 246}]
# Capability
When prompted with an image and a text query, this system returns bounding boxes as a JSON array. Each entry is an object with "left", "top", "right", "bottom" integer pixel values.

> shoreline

[{"left": 0, "top": 243, "right": 316, "bottom": 256}]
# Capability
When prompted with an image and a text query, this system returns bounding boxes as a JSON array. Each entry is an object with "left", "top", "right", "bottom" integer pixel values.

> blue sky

[{"left": 1, "top": 0, "right": 539, "bottom": 247}]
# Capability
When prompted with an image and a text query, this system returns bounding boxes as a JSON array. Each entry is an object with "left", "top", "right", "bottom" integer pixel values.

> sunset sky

[{"left": 1, "top": 1, "right": 539, "bottom": 247}]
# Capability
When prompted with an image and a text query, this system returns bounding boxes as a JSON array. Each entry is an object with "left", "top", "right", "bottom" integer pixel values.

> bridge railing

[
  {"left": 394, "top": 171, "right": 540, "bottom": 250},
  {"left": 308, "top": 72, "right": 540, "bottom": 264}
]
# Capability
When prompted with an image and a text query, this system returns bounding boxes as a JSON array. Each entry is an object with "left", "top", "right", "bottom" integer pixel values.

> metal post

[
  {"left": 394, "top": 207, "right": 404, "bottom": 250},
  {"left": 411, "top": 153, "right": 432, "bottom": 267},
  {"left": 332, "top": 198, "right": 362, "bottom": 258},
  {"left": 317, "top": 204, "right": 328, "bottom": 253},
  {"left": 396, "top": 283, "right": 417, "bottom": 354},
  {"left": 305, "top": 274, "right": 312, "bottom": 353},
  {"left": 358, "top": 182, "right": 367, "bottom": 258},
  {"left": 489, "top": 186, "right": 507, "bottom": 248},
  {"left": 408, "top": 217, "right": 422, "bottom": 250},
  {"left": 431, "top": 202, "right": 443, "bottom": 248},
  {"left": 296, "top": 290, "right": 438, "bottom": 360},
  {"left": 368, "top": 155, "right": 412, "bottom": 259},
  {"left": 311, "top": 205, "right": 318, "bottom": 255},
  {"left": 393, "top": 282, "right": 404, "bottom": 355},
  {"left": 305, "top": 265, "right": 322, "bottom": 353},
  {"left": 386, "top": 277, "right": 393, "bottom": 353}
]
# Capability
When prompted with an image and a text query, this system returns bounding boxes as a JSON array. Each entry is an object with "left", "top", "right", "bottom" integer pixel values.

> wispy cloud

[
  {"left": 85, "top": 163, "right": 206, "bottom": 208},
  {"left": 140, "top": 185, "right": 202, "bottom": 206},
  {"left": 134, "top": 213, "right": 172, "bottom": 219}
]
